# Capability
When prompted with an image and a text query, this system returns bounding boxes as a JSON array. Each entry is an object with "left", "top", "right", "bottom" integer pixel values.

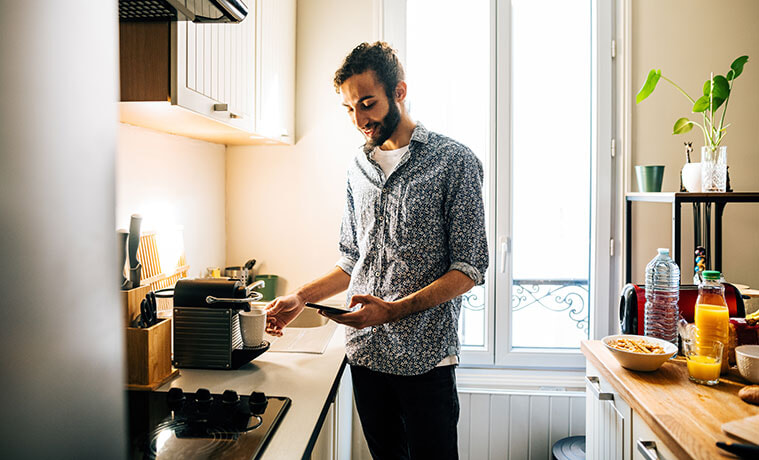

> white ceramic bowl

[
  {"left": 735, "top": 345, "right": 759, "bottom": 384},
  {"left": 602, "top": 334, "right": 677, "bottom": 372}
]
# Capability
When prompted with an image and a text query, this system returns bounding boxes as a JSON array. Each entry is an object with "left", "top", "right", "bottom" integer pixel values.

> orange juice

[
  {"left": 694, "top": 303, "right": 729, "bottom": 372},
  {"left": 686, "top": 355, "right": 721, "bottom": 382}
]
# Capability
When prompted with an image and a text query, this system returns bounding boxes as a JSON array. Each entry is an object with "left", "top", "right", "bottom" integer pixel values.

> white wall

[
  {"left": 630, "top": 0, "right": 759, "bottom": 287},
  {"left": 226, "top": 0, "right": 375, "bottom": 298},
  {"left": 117, "top": 124, "right": 226, "bottom": 278}
]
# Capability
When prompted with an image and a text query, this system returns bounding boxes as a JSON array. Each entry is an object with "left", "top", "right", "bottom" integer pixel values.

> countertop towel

[{"left": 267, "top": 321, "right": 338, "bottom": 354}]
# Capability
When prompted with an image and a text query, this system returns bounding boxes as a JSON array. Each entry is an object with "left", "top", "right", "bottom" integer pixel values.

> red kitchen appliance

[{"left": 619, "top": 283, "right": 746, "bottom": 335}]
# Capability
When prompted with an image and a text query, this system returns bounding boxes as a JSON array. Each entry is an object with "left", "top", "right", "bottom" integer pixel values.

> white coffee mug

[{"left": 239, "top": 309, "right": 266, "bottom": 347}]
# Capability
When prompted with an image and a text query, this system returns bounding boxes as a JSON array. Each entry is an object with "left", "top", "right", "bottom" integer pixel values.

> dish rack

[{"left": 136, "top": 230, "right": 189, "bottom": 318}]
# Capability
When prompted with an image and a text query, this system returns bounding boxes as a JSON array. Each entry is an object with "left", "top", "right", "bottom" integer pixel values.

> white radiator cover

[{"left": 458, "top": 391, "right": 586, "bottom": 460}]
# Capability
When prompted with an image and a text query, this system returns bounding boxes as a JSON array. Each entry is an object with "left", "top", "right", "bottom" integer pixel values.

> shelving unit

[{"left": 624, "top": 192, "right": 759, "bottom": 283}]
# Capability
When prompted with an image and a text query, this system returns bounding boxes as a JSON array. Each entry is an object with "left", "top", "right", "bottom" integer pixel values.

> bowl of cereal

[{"left": 602, "top": 334, "right": 678, "bottom": 372}]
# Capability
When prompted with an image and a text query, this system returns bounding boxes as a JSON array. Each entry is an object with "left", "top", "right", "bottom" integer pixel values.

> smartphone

[{"left": 304, "top": 302, "right": 352, "bottom": 315}]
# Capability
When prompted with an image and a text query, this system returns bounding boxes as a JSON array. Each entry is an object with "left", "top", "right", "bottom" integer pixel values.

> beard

[{"left": 364, "top": 98, "right": 401, "bottom": 149}]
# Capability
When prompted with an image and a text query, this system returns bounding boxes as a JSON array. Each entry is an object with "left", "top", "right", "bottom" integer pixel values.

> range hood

[{"left": 118, "top": 0, "right": 247, "bottom": 23}]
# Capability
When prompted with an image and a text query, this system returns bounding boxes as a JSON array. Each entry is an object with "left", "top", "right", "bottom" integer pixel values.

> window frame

[{"left": 380, "top": 0, "right": 616, "bottom": 369}]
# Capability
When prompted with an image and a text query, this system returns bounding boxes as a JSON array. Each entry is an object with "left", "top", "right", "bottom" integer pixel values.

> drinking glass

[{"left": 684, "top": 339, "right": 723, "bottom": 385}]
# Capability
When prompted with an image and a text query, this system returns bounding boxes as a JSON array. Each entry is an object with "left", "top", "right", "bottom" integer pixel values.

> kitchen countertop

[
  {"left": 582, "top": 340, "right": 759, "bottom": 459},
  {"left": 157, "top": 324, "right": 348, "bottom": 460}
]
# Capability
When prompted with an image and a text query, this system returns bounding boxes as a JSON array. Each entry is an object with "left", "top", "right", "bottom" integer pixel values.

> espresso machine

[{"left": 168, "top": 278, "right": 268, "bottom": 369}]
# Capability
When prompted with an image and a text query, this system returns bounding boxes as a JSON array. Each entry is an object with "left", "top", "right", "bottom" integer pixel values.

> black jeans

[{"left": 350, "top": 364, "right": 459, "bottom": 460}]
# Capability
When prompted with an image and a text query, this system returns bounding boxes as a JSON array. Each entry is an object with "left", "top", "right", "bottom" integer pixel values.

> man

[{"left": 266, "top": 42, "right": 488, "bottom": 459}]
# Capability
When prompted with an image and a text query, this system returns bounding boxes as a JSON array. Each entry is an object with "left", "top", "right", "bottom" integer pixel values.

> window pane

[
  {"left": 511, "top": 0, "right": 591, "bottom": 349},
  {"left": 406, "top": 0, "right": 490, "bottom": 347}
]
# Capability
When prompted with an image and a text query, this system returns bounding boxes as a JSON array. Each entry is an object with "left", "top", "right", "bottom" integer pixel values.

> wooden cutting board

[{"left": 722, "top": 415, "right": 759, "bottom": 445}]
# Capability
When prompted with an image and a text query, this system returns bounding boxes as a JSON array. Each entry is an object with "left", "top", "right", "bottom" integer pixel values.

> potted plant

[{"left": 636, "top": 55, "right": 749, "bottom": 192}]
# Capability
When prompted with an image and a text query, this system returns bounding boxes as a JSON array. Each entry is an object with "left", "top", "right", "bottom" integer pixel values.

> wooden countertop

[{"left": 581, "top": 340, "right": 759, "bottom": 460}]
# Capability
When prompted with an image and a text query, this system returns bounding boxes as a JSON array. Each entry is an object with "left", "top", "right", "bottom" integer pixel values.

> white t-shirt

[
  {"left": 372, "top": 145, "right": 409, "bottom": 179},
  {"left": 371, "top": 145, "right": 459, "bottom": 368}
]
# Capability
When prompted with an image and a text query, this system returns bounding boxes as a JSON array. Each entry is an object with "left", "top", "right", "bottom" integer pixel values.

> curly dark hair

[{"left": 333, "top": 42, "right": 405, "bottom": 100}]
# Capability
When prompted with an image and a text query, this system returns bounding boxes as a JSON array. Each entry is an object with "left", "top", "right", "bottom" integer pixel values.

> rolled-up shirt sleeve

[
  {"left": 445, "top": 150, "right": 489, "bottom": 285},
  {"left": 336, "top": 179, "right": 359, "bottom": 276}
]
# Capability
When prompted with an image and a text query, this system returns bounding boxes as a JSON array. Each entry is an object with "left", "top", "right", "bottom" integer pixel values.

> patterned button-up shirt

[{"left": 336, "top": 123, "right": 489, "bottom": 376}]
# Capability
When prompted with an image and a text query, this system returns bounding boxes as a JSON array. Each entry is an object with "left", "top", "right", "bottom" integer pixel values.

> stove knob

[
  {"left": 222, "top": 390, "right": 239, "bottom": 407},
  {"left": 195, "top": 388, "right": 212, "bottom": 411},
  {"left": 167, "top": 388, "right": 186, "bottom": 409},
  {"left": 248, "top": 391, "right": 268, "bottom": 414}
]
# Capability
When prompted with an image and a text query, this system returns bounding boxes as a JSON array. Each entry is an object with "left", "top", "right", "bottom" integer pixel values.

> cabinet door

[
  {"left": 632, "top": 411, "right": 676, "bottom": 460},
  {"left": 173, "top": 5, "right": 256, "bottom": 133},
  {"left": 586, "top": 363, "right": 633, "bottom": 460},
  {"left": 255, "top": 0, "right": 295, "bottom": 143},
  {"left": 311, "top": 366, "right": 353, "bottom": 460}
]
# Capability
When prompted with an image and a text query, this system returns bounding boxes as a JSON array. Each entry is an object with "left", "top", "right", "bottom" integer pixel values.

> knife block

[
  {"left": 121, "top": 284, "right": 150, "bottom": 327},
  {"left": 126, "top": 318, "right": 174, "bottom": 388}
]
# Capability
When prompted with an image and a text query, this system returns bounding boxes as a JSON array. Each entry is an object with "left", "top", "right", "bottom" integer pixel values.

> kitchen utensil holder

[
  {"left": 126, "top": 318, "right": 175, "bottom": 388},
  {"left": 121, "top": 284, "right": 151, "bottom": 327}
]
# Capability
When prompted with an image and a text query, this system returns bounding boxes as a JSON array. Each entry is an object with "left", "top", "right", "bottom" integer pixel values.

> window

[{"left": 383, "top": 0, "right": 613, "bottom": 367}]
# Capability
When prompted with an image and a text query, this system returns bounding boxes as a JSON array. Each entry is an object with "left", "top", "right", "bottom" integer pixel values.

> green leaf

[
  {"left": 711, "top": 96, "right": 726, "bottom": 112},
  {"left": 727, "top": 69, "right": 734, "bottom": 80},
  {"left": 636, "top": 69, "right": 661, "bottom": 104},
  {"left": 712, "top": 75, "right": 730, "bottom": 98},
  {"left": 693, "top": 95, "right": 709, "bottom": 112},
  {"left": 673, "top": 117, "right": 694, "bottom": 134},
  {"left": 730, "top": 55, "right": 749, "bottom": 79},
  {"left": 703, "top": 76, "right": 730, "bottom": 98}
]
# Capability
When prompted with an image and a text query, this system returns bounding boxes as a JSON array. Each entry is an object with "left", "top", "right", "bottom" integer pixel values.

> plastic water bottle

[{"left": 644, "top": 248, "right": 680, "bottom": 345}]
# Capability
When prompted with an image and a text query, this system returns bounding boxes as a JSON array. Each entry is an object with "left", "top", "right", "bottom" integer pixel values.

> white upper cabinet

[
  {"left": 255, "top": 0, "right": 295, "bottom": 144},
  {"left": 174, "top": 11, "right": 256, "bottom": 133},
  {"left": 119, "top": 0, "right": 295, "bottom": 145}
]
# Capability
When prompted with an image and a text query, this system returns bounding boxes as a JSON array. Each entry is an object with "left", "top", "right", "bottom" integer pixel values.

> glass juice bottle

[{"left": 694, "top": 270, "right": 729, "bottom": 373}]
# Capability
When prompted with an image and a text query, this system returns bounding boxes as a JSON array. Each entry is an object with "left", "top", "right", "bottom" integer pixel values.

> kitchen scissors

[{"left": 139, "top": 291, "right": 158, "bottom": 328}]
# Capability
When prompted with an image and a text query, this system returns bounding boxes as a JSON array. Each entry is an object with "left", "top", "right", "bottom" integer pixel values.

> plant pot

[
  {"left": 681, "top": 162, "right": 701, "bottom": 192},
  {"left": 701, "top": 146, "right": 727, "bottom": 192},
  {"left": 635, "top": 165, "right": 664, "bottom": 192},
  {"left": 253, "top": 274, "right": 279, "bottom": 301}
]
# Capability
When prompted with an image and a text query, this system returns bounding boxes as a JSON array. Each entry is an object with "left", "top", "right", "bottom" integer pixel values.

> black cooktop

[{"left": 127, "top": 388, "right": 291, "bottom": 459}]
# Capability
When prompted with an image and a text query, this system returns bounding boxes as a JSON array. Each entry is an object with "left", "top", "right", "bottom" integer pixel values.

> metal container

[{"left": 224, "top": 259, "right": 256, "bottom": 284}]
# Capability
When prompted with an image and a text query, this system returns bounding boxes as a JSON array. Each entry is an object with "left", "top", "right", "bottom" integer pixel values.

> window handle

[{"left": 499, "top": 237, "right": 510, "bottom": 273}]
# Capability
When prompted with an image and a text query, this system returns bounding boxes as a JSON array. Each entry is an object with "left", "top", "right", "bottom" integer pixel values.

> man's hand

[
  {"left": 321, "top": 294, "right": 400, "bottom": 329},
  {"left": 265, "top": 293, "right": 306, "bottom": 336},
  {"left": 321, "top": 270, "right": 475, "bottom": 329}
]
